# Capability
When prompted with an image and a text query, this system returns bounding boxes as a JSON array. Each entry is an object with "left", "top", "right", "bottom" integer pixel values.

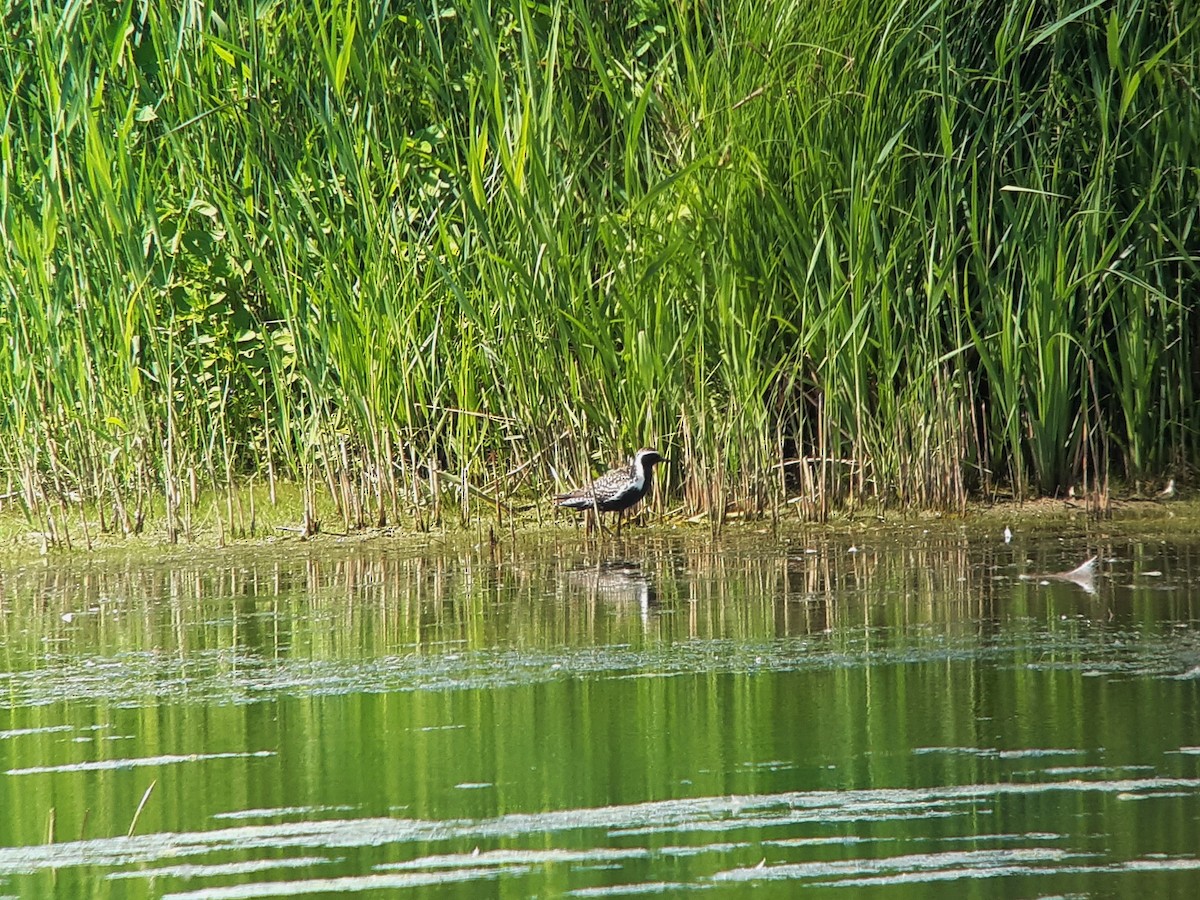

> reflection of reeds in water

[
  {"left": 4, "top": 535, "right": 1200, "bottom": 663},
  {"left": 561, "top": 562, "right": 655, "bottom": 627},
  {"left": 671, "top": 533, "right": 992, "bottom": 640}
]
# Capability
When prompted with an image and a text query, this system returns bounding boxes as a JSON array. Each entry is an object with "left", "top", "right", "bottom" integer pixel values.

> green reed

[{"left": 0, "top": 0, "right": 1197, "bottom": 541}]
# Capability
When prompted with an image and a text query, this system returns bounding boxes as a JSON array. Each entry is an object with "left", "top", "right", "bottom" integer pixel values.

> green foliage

[{"left": 1, "top": 0, "right": 1198, "bottom": 534}]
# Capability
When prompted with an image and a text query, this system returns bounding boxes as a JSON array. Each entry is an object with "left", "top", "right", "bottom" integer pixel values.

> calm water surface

[{"left": 2, "top": 522, "right": 1200, "bottom": 898}]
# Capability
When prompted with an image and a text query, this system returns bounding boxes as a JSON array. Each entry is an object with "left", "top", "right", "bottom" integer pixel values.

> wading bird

[{"left": 556, "top": 448, "right": 666, "bottom": 535}]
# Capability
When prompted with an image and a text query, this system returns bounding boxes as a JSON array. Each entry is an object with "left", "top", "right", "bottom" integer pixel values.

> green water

[{"left": 2, "top": 525, "right": 1200, "bottom": 898}]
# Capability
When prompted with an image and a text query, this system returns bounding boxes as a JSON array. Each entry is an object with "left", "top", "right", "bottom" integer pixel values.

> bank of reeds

[{"left": 2, "top": 0, "right": 1197, "bottom": 541}]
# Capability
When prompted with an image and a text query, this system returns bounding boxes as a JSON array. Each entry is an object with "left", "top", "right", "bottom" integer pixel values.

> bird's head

[{"left": 633, "top": 448, "right": 667, "bottom": 469}]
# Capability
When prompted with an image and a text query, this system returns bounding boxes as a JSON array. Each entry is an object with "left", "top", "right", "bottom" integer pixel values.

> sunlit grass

[{"left": 1, "top": 0, "right": 1197, "bottom": 542}]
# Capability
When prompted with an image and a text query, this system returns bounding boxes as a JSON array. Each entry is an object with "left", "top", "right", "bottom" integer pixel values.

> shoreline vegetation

[
  {"left": 2, "top": 482, "right": 1197, "bottom": 557},
  {"left": 3, "top": 1, "right": 1198, "bottom": 547}
]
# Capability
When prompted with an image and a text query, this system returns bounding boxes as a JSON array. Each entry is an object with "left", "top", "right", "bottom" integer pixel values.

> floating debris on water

[{"left": 1019, "top": 556, "right": 1097, "bottom": 594}]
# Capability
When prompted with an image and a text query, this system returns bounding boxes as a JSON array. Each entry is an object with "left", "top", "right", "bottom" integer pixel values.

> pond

[{"left": 2, "top": 521, "right": 1200, "bottom": 898}]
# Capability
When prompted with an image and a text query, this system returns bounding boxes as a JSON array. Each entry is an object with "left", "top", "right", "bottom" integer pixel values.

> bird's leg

[{"left": 616, "top": 510, "right": 623, "bottom": 537}]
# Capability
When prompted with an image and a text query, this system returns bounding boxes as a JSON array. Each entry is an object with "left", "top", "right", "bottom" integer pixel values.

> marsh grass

[{"left": 1, "top": 0, "right": 1197, "bottom": 543}]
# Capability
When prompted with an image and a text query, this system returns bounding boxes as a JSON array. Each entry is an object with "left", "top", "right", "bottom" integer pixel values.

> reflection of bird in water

[
  {"left": 563, "top": 561, "right": 657, "bottom": 624},
  {"left": 555, "top": 449, "right": 667, "bottom": 535}
]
